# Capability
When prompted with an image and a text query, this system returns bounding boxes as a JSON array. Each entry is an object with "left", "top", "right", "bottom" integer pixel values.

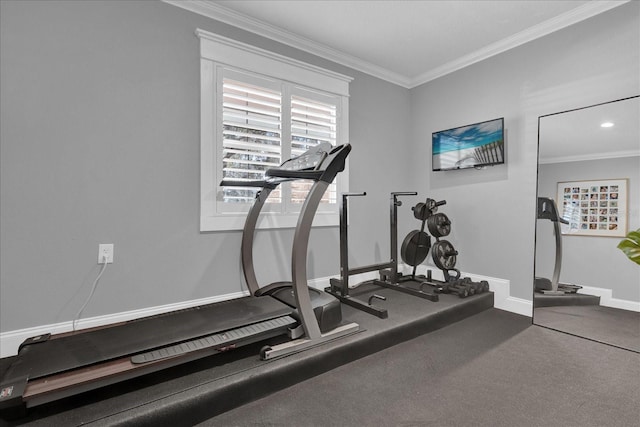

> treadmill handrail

[
  {"left": 265, "top": 169, "right": 324, "bottom": 181},
  {"left": 238, "top": 144, "right": 351, "bottom": 296},
  {"left": 219, "top": 179, "right": 278, "bottom": 189},
  {"left": 537, "top": 197, "right": 569, "bottom": 224},
  {"left": 537, "top": 196, "right": 566, "bottom": 293},
  {"left": 238, "top": 143, "right": 352, "bottom": 339}
]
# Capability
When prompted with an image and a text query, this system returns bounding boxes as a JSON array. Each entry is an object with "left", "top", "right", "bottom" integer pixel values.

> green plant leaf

[{"left": 617, "top": 229, "right": 640, "bottom": 265}]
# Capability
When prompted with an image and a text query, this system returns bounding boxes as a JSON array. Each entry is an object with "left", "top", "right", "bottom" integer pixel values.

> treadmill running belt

[{"left": 5, "top": 296, "right": 292, "bottom": 381}]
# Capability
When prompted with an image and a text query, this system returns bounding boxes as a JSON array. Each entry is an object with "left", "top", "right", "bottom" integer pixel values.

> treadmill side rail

[
  {"left": 10, "top": 317, "right": 297, "bottom": 411},
  {"left": 131, "top": 316, "right": 297, "bottom": 364},
  {"left": 261, "top": 322, "right": 359, "bottom": 360}
]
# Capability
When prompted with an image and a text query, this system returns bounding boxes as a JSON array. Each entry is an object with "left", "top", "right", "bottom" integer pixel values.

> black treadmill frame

[
  {"left": 0, "top": 143, "right": 358, "bottom": 416},
  {"left": 535, "top": 197, "right": 581, "bottom": 295},
  {"left": 224, "top": 143, "right": 359, "bottom": 358}
]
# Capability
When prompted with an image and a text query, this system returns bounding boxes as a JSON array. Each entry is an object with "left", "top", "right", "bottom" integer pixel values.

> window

[{"left": 198, "top": 29, "right": 351, "bottom": 231}]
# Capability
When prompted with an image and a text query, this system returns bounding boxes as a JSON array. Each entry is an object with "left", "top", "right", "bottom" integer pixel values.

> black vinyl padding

[
  {"left": 269, "top": 287, "right": 343, "bottom": 333},
  {"left": 5, "top": 296, "right": 292, "bottom": 380}
]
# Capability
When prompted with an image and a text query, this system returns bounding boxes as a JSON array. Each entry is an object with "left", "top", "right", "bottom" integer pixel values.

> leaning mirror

[{"left": 534, "top": 95, "right": 640, "bottom": 352}]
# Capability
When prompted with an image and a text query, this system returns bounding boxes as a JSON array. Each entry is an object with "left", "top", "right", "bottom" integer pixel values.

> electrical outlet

[{"left": 98, "top": 244, "right": 114, "bottom": 264}]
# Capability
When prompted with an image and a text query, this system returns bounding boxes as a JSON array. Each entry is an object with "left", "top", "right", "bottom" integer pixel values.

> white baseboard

[
  {"left": 315, "top": 265, "right": 532, "bottom": 317},
  {"left": 578, "top": 286, "right": 640, "bottom": 312},
  {"left": 413, "top": 265, "right": 533, "bottom": 317},
  {"left": 0, "top": 291, "right": 248, "bottom": 358},
  {"left": 1, "top": 268, "right": 534, "bottom": 358}
]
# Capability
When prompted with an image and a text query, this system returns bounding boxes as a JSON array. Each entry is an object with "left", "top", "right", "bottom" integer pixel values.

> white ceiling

[
  {"left": 167, "top": 0, "right": 629, "bottom": 88},
  {"left": 539, "top": 97, "right": 640, "bottom": 164},
  {"left": 165, "top": 0, "right": 638, "bottom": 162}
]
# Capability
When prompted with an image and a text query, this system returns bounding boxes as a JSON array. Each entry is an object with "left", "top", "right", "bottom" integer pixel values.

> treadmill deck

[{"left": 12, "top": 296, "right": 291, "bottom": 380}]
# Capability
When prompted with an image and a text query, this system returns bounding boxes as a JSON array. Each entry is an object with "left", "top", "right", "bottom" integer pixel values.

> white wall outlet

[{"left": 98, "top": 244, "right": 114, "bottom": 264}]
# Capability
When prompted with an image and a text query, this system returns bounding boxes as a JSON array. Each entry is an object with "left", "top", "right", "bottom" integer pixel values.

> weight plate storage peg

[
  {"left": 427, "top": 213, "right": 451, "bottom": 238},
  {"left": 425, "top": 198, "right": 438, "bottom": 213},
  {"left": 432, "top": 240, "right": 458, "bottom": 270}
]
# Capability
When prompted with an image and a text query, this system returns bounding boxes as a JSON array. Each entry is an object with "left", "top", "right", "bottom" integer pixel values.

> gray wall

[
  {"left": 1, "top": 1, "right": 639, "bottom": 333},
  {"left": 536, "top": 157, "right": 640, "bottom": 302},
  {"left": 409, "top": 2, "right": 639, "bottom": 300},
  {"left": 0, "top": 0, "right": 410, "bottom": 332}
]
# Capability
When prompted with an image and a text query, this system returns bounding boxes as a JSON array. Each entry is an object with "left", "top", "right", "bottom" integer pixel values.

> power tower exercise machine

[
  {"left": 326, "top": 192, "right": 439, "bottom": 319},
  {"left": 0, "top": 143, "right": 357, "bottom": 417},
  {"left": 534, "top": 197, "right": 581, "bottom": 295}
]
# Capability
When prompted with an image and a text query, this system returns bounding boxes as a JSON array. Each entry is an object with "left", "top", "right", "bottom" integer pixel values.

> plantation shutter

[
  {"left": 290, "top": 94, "right": 338, "bottom": 205},
  {"left": 221, "top": 78, "right": 282, "bottom": 204},
  {"left": 199, "top": 30, "right": 351, "bottom": 231}
]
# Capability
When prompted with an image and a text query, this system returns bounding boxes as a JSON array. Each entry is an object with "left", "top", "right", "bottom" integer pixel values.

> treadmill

[
  {"left": 534, "top": 197, "right": 582, "bottom": 294},
  {"left": 0, "top": 143, "right": 358, "bottom": 416}
]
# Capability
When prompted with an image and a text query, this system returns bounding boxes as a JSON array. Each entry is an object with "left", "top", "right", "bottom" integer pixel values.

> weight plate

[
  {"left": 427, "top": 213, "right": 451, "bottom": 238},
  {"left": 401, "top": 230, "right": 431, "bottom": 267},
  {"left": 431, "top": 240, "right": 458, "bottom": 270},
  {"left": 412, "top": 203, "right": 428, "bottom": 221}
]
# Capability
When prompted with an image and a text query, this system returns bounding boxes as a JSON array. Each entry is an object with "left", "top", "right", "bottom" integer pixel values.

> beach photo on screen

[{"left": 432, "top": 118, "right": 504, "bottom": 171}]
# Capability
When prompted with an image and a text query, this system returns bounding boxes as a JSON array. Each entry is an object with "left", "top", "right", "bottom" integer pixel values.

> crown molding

[
  {"left": 164, "top": 0, "right": 628, "bottom": 89},
  {"left": 164, "top": 0, "right": 412, "bottom": 87},
  {"left": 195, "top": 28, "right": 354, "bottom": 85},
  {"left": 539, "top": 149, "right": 640, "bottom": 165},
  {"left": 410, "top": 1, "right": 630, "bottom": 87}
]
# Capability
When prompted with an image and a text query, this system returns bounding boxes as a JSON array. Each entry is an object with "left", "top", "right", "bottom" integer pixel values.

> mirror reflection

[{"left": 534, "top": 96, "right": 640, "bottom": 352}]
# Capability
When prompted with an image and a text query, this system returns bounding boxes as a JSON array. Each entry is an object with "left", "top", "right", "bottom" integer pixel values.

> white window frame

[{"left": 198, "top": 29, "right": 352, "bottom": 232}]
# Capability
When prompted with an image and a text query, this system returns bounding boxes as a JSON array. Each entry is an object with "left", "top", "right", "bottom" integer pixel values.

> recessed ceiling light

[{"left": 601, "top": 122, "right": 614, "bottom": 128}]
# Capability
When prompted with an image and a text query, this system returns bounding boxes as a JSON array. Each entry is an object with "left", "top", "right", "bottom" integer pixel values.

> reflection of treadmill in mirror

[
  {"left": 535, "top": 197, "right": 582, "bottom": 295},
  {"left": 221, "top": 142, "right": 359, "bottom": 359}
]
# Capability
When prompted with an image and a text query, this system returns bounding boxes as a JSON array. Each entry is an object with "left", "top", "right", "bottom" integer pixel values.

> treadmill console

[
  {"left": 537, "top": 197, "right": 569, "bottom": 224},
  {"left": 278, "top": 142, "right": 332, "bottom": 171}
]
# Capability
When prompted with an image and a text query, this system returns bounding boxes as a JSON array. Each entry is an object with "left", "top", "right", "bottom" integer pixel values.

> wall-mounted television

[{"left": 432, "top": 117, "right": 505, "bottom": 171}]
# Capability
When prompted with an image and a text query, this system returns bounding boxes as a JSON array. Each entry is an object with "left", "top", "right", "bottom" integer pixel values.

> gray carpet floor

[
  {"left": 534, "top": 305, "right": 640, "bottom": 352},
  {"left": 202, "top": 309, "right": 640, "bottom": 427}
]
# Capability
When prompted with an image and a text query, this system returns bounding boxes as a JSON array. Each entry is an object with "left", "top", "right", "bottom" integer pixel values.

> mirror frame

[{"left": 533, "top": 95, "right": 640, "bottom": 351}]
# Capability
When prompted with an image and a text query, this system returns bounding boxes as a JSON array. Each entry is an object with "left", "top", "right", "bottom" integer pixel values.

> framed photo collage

[{"left": 556, "top": 178, "right": 628, "bottom": 237}]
